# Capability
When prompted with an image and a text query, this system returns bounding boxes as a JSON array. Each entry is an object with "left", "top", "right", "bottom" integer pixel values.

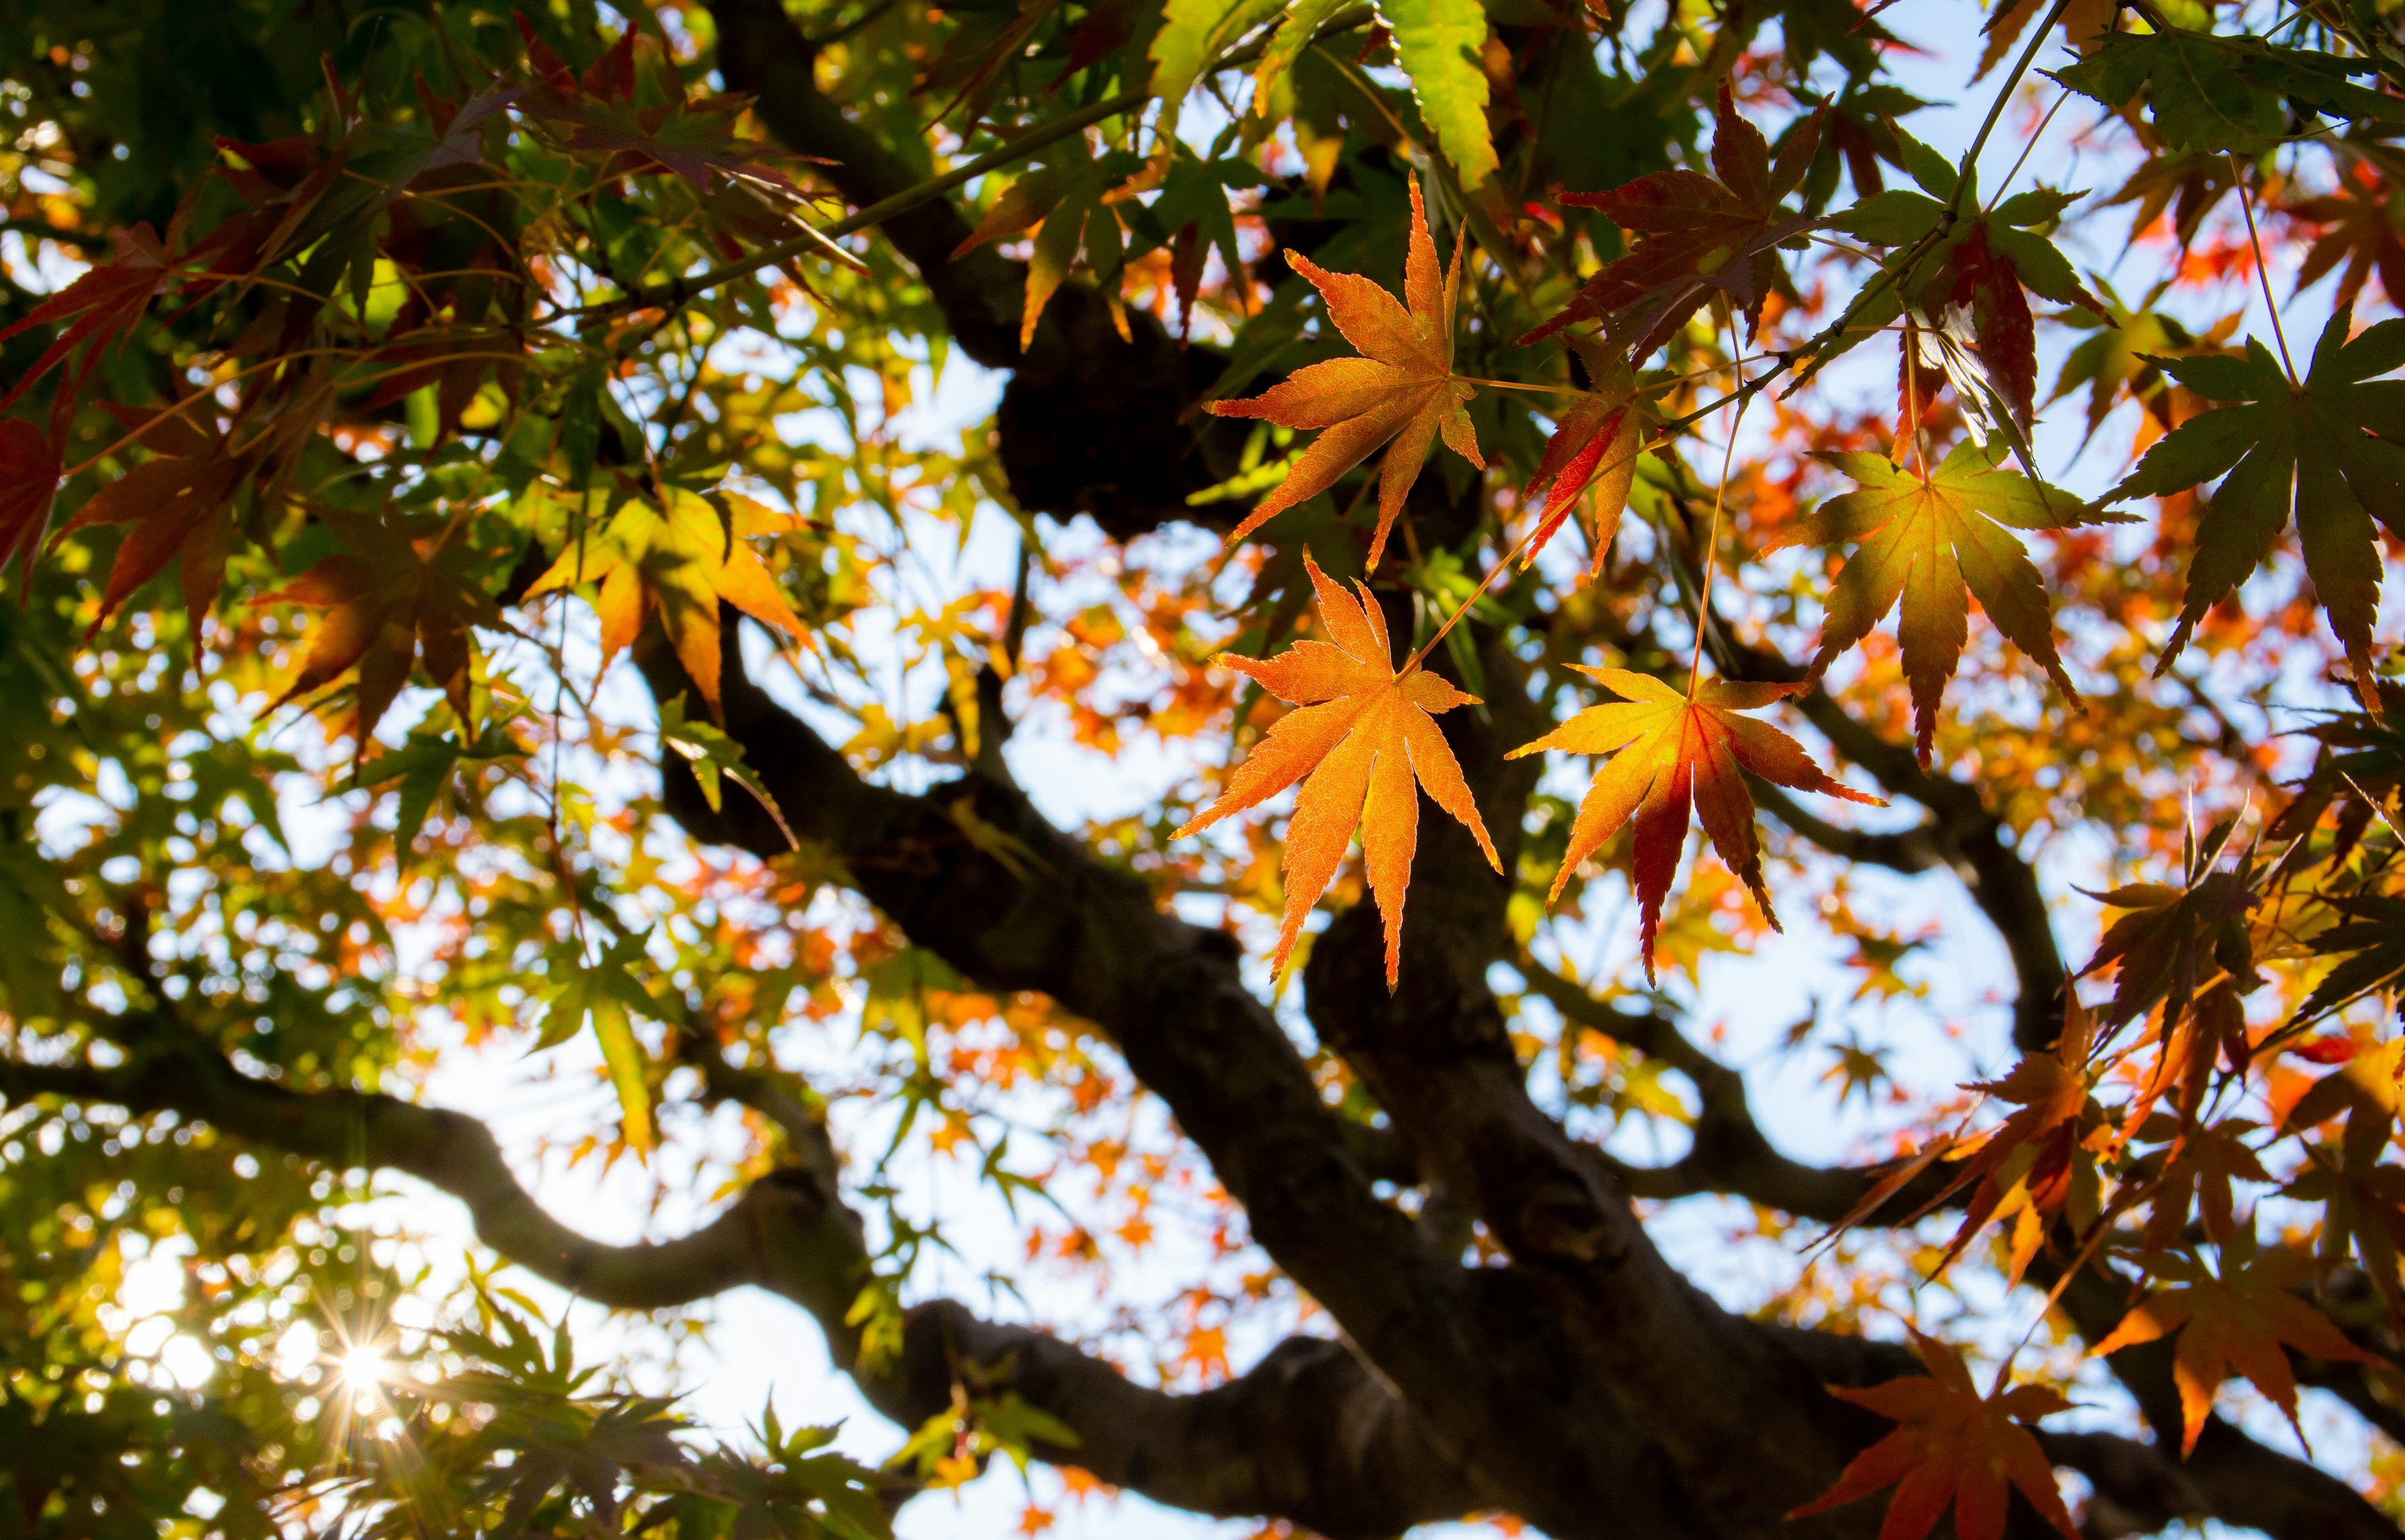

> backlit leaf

[
  {"left": 1208, "top": 177, "right": 1481, "bottom": 567},
  {"left": 1774, "top": 440, "right": 2130, "bottom": 765},
  {"left": 2109, "top": 304, "right": 2405, "bottom": 708},
  {"left": 1381, "top": 0, "right": 1498, "bottom": 189},
  {"left": 1175, "top": 550, "right": 1497, "bottom": 985},
  {"left": 2093, "top": 1238, "right": 2375, "bottom": 1454},
  {"left": 1789, "top": 1328, "right": 2079, "bottom": 1540},
  {"left": 1508, "top": 669, "right": 1881, "bottom": 980}
]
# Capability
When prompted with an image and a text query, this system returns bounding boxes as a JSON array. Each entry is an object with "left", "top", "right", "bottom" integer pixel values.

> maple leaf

[
  {"left": 539, "top": 934, "right": 661, "bottom": 1155},
  {"left": 2138, "top": 1117, "right": 2272, "bottom": 1254},
  {"left": 1789, "top": 1328, "right": 2079, "bottom": 1540},
  {"left": 1772, "top": 440, "right": 2129, "bottom": 764},
  {"left": 1174, "top": 551, "right": 1496, "bottom": 986},
  {"left": 951, "top": 143, "right": 1143, "bottom": 350},
  {"left": 2054, "top": 28, "right": 2405, "bottom": 156},
  {"left": 1521, "top": 344, "right": 1649, "bottom": 579},
  {"left": 56, "top": 405, "right": 251, "bottom": 637},
  {"left": 1506, "top": 669, "right": 1880, "bottom": 981},
  {"left": 1524, "top": 80, "right": 1822, "bottom": 356},
  {"left": 1207, "top": 178, "right": 1481, "bottom": 569},
  {"left": 2280, "top": 1036, "right": 2405, "bottom": 1169},
  {"left": 2292, "top": 895, "right": 2405, "bottom": 1030},
  {"left": 1973, "top": 0, "right": 2117, "bottom": 82},
  {"left": 2289, "top": 165, "right": 2405, "bottom": 313},
  {"left": 260, "top": 512, "right": 509, "bottom": 747},
  {"left": 2080, "top": 829, "right": 2260, "bottom": 1041},
  {"left": 525, "top": 485, "right": 809, "bottom": 717},
  {"left": 2286, "top": 1135, "right": 2405, "bottom": 1328},
  {"left": 1918, "top": 997, "right": 2102, "bottom": 1284},
  {"left": 2109, "top": 304, "right": 2405, "bottom": 709},
  {"left": 2049, "top": 280, "right": 2240, "bottom": 452},
  {"left": 0, "top": 225, "right": 177, "bottom": 416},
  {"left": 2093, "top": 1235, "right": 2375, "bottom": 1454},
  {"left": 1834, "top": 149, "right": 2105, "bottom": 428},
  {"left": 0, "top": 420, "right": 63, "bottom": 591}
]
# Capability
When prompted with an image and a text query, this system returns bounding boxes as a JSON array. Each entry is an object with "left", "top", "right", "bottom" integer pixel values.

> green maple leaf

[
  {"left": 2054, "top": 29, "right": 2405, "bottom": 156},
  {"left": 541, "top": 935, "right": 663, "bottom": 1155},
  {"left": 1772, "top": 439, "right": 2130, "bottom": 764},
  {"left": 2110, "top": 304, "right": 2405, "bottom": 706}
]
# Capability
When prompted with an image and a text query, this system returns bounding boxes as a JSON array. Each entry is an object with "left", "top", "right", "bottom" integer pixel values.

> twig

[{"left": 2228, "top": 151, "right": 2299, "bottom": 383}]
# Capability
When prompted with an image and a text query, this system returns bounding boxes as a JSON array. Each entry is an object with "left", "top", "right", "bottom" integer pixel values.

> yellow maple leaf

[
  {"left": 1176, "top": 552, "right": 1496, "bottom": 986},
  {"left": 526, "top": 485, "right": 807, "bottom": 713}
]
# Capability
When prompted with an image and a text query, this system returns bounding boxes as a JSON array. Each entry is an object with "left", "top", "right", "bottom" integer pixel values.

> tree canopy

[{"left": 6, "top": 0, "right": 2405, "bottom": 1536}]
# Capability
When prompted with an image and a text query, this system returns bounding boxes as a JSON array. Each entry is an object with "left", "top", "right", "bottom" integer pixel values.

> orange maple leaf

[
  {"left": 1207, "top": 178, "right": 1481, "bottom": 569},
  {"left": 1508, "top": 669, "right": 1880, "bottom": 981},
  {"left": 261, "top": 512, "right": 508, "bottom": 746},
  {"left": 1174, "top": 552, "right": 1496, "bottom": 986},
  {"left": 1521, "top": 80, "right": 1822, "bottom": 356},
  {"left": 1769, "top": 440, "right": 2126, "bottom": 765},
  {"left": 1790, "top": 1328, "right": 2079, "bottom": 1540},
  {"left": 1521, "top": 343, "right": 1648, "bottom": 579},
  {"left": 524, "top": 485, "right": 809, "bottom": 715},
  {"left": 2093, "top": 1237, "right": 2376, "bottom": 1454},
  {"left": 1918, "top": 996, "right": 2101, "bottom": 1284}
]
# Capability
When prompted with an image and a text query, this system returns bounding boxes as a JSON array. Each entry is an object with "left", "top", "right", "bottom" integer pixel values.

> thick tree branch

[
  {"left": 1516, "top": 958, "right": 1907, "bottom": 1221},
  {"left": 706, "top": 0, "right": 1248, "bottom": 540},
  {"left": 1299, "top": 623, "right": 1908, "bottom": 1537},
  {"left": 631, "top": 623, "right": 1704, "bottom": 1539},
  {"left": 0, "top": 1045, "right": 1491, "bottom": 1537}
]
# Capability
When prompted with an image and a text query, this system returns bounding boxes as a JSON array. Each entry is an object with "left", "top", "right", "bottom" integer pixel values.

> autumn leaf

[
  {"left": 2139, "top": 1117, "right": 2272, "bottom": 1254},
  {"left": 1506, "top": 669, "right": 1881, "bottom": 981},
  {"left": 1973, "top": 0, "right": 2117, "bottom": 82},
  {"left": 2280, "top": 1036, "right": 2405, "bottom": 1167},
  {"left": 2110, "top": 304, "right": 2405, "bottom": 709},
  {"left": 2048, "top": 280, "right": 2240, "bottom": 452},
  {"left": 0, "top": 224, "right": 177, "bottom": 415},
  {"left": 951, "top": 143, "right": 1142, "bottom": 350},
  {"left": 1918, "top": 996, "right": 2102, "bottom": 1284},
  {"left": 1174, "top": 550, "right": 1496, "bottom": 985},
  {"left": 2292, "top": 896, "right": 2405, "bottom": 1030},
  {"left": 2289, "top": 165, "right": 2405, "bottom": 313},
  {"left": 1772, "top": 439, "right": 2129, "bottom": 765},
  {"left": 1208, "top": 178, "right": 1480, "bottom": 568},
  {"left": 2080, "top": 834, "right": 2260, "bottom": 1041},
  {"left": 57, "top": 405, "right": 251, "bottom": 637},
  {"left": 2286, "top": 1135, "right": 2405, "bottom": 1329},
  {"left": 1523, "top": 80, "right": 1822, "bottom": 356},
  {"left": 525, "top": 485, "right": 809, "bottom": 716},
  {"left": 260, "top": 511, "right": 509, "bottom": 747},
  {"left": 1833, "top": 147, "right": 2104, "bottom": 427},
  {"left": 2093, "top": 1235, "right": 2375, "bottom": 1454},
  {"left": 1522, "top": 344, "right": 1648, "bottom": 579},
  {"left": 0, "top": 420, "right": 62, "bottom": 590},
  {"left": 1789, "top": 1327, "right": 2079, "bottom": 1540}
]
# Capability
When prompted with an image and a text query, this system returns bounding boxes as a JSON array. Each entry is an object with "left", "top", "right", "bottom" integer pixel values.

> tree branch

[
  {"left": 629, "top": 621, "right": 1702, "bottom": 1539},
  {"left": 0, "top": 1045, "right": 1497, "bottom": 1537},
  {"left": 706, "top": 0, "right": 1251, "bottom": 540}
]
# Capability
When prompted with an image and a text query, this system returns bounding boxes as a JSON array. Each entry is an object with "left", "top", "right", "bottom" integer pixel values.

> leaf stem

[
  {"left": 1955, "top": 0, "right": 2076, "bottom": 219},
  {"left": 1687, "top": 364, "right": 1752, "bottom": 696},
  {"left": 2228, "top": 151, "right": 2299, "bottom": 384}
]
